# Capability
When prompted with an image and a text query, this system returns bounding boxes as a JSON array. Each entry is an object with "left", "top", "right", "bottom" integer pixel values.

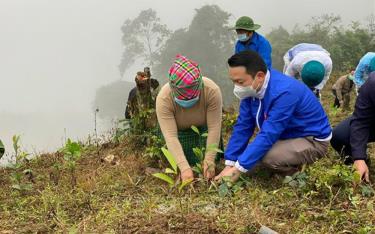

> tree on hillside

[
  {"left": 330, "top": 22, "right": 372, "bottom": 71},
  {"left": 266, "top": 26, "right": 291, "bottom": 70},
  {"left": 119, "top": 9, "right": 171, "bottom": 76},
  {"left": 267, "top": 14, "right": 375, "bottom": 73},
  {"left": 366, "top": 14, "right": 375, "bottom": 38},
  {"left": 154, "top": 5, "right": 236, "bottom": 106}
]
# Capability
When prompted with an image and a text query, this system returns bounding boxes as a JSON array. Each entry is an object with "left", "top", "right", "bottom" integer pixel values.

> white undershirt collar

[{"left": 255, "top": 70, "right": 270, "bottom": 99}]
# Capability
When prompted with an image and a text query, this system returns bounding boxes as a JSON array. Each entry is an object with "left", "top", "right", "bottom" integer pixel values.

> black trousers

[
  {"left": 310, "top": 88, "right": 320, "bottom": 99},
  {"left": 331, "top": 117, "right": 375, "bottom": 164},
  {"left": 332, "top": 90, "right": 341, "bottom": 108},
  {"left": 332, "top": 89, "right": 351, "bottom": 109}
]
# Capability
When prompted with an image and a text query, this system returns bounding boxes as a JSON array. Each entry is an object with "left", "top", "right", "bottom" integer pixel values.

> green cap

[
  {"left": 301, "top": 61, "right": 325, "bottom": 87},
  {"left": 231, "top": 16, "right": 261, "bottom": 31},
  {"left": 369, "top": 57, "right": 375, "bottom": 73}
]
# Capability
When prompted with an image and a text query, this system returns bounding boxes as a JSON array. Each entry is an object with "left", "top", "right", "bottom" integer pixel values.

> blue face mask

[
  {"left": 175, "top": 96, "right": 199, "bottom": 108},
  {"left": 238, "top": 33, "right": 250, "bottom": 42}
]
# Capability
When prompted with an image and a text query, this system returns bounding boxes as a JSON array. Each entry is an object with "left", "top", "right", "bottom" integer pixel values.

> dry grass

[{"left": 0, "top": 82, "right": 374, "bottom": 234}]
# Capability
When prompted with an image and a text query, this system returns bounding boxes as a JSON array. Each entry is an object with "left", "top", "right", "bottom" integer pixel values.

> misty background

[{"left": 1, "top": 0, "right": 374, "bottom": 164}]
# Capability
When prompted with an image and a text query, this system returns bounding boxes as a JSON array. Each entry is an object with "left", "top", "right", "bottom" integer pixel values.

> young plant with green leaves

[
  {"left": 129, "top": 108, "right": 155, "bottom": 134},
  {"left": 153, "top": 126, "right": 226, "bottom": 192},
  {"left": 9, "top": 135, "right": 33, "bottom": 192},
  {"left": 331, "top": 105, "right": 339, "bottom": 116},
  {"left": 145, "top": 134, "right": 165, "bottom": 161},
  {"left": 190, "top": 126, "right": 223, "bottom": 178},
  {"left": 60, "top": 139, "right": 82, "bottom": 188},
  {"left": 216, "top": 175, "right": 247, "bottom": 197},
  {"left": 152, "top": 147, "right": 192, "bottom": 192},
  {"left": 113, "top": 119, "right": 130, "bottom": 144},
  {"left": 284, "top": 160, "right": 375, "bottom": 202}
]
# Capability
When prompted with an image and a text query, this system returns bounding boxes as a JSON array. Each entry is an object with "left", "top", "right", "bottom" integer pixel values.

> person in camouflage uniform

[
  {"left": 332, "top": 69, "right": 355, "bottom": 111},
  {"left": 125, "top": 67, "right": 160, "bottom": 130}
]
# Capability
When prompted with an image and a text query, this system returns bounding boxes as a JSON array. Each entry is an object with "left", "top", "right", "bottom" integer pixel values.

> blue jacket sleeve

[
  {"left": 234, "top": 41, "right": 240, "bottom": 54},
  {"left": 236, "top": 90, "right": 300, "bottom": 171},
  {"left": 258, "top": 40, "right": 272, "bottom": 69},
  {"left": 224, "top": 99, "right": 255, "bottom": 163}
]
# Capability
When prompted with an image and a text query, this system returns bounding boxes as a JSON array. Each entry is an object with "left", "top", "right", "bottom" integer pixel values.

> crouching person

[
  {"left": 156, "top": 55, "right": 223, "bottom": 182},
  {"left": 283, "top": 43, "right": 332, "bottom": 99},
  {"left": 215, "top": 51, "right": 332, "bottom": 182},
  {"left": 331, "top": 72, "right": 375, "bottom": 182},
  {"left": 332, "top": 69, "right": 355, "bottom": 111}
]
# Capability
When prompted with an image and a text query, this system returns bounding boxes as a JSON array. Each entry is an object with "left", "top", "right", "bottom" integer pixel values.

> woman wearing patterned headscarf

[{"left": 156, "top": 55, "right": 223, "bottom": 182}]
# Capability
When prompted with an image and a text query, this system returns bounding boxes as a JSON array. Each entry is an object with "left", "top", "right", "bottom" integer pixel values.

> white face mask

[
  {"left": 233, "top": 84, "right": 257, "bottom": 99},
  {"left": 233, "top": 77, "right": 261, "bottom": 99},
  {"left": 238, "top": 33, "right": 250, "bottom": 42}
]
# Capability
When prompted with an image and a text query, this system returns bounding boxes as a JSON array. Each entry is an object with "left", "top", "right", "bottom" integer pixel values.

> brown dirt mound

[{"left": 116, "top": 213, "right": 219, "bottom": 234}]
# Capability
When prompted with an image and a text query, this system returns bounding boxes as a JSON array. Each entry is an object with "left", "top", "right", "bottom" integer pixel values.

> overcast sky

[
  {"left": 0, "top": 0, "right": 374, "bottom": 156},
  {"left": 0, "top": 0, "right": 373, "bottom": 113}
]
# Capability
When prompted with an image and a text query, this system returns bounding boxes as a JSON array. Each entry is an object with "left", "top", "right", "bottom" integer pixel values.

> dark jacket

[
  {"left": 125, "top": 87, "right": 137, "bottom": 119},
  {"left": 350, "top": 72, "right": 375, "bottom": 160},
  {"left": 124, "top": 78, "right": 159, "bottom": 119}
]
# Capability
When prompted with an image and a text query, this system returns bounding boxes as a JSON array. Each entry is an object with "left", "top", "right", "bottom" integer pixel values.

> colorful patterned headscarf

[{"left": 168, "top": 55, "right": 203, "bottom": 100}]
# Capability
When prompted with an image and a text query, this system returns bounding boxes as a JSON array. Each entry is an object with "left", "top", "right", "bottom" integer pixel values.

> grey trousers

[{"left": 261, "top": 137, "right": 329, "bottom": 172}]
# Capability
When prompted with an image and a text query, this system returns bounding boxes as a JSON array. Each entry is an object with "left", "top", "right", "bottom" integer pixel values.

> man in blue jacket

[
  {"left": 231, "top": 16, "right": 272, "bottom": 69},
  {"left": 215, "top": 51, "right": 332, "bottom": 182}
]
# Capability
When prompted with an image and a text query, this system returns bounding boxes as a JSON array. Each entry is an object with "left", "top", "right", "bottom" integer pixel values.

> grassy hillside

[{"left": 0, "top": 84, "right": 374, "bottom": 234}]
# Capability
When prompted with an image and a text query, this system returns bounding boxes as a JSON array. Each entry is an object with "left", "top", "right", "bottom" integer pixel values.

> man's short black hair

[{"left": 227, "top": 51, "right": 267, "bottom": 77}]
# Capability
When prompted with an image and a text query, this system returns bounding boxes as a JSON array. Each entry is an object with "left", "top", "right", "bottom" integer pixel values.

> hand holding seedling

[
  {"left": 214, "top": 166, "right": 241, "bottom": 183},
  {"left": 203, "top": 160, "right": 215, "bottom": 180},
  {"left": 181, "top": 168, "right": 194, "bottom": 182},
  {"left": 215, "top": 165, "right": 233, "bottom": 179},
  {"left": 354, "top": 160, "right": 370, "bottom": 183}
]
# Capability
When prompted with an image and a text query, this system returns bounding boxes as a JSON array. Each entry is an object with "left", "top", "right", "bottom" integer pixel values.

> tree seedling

[
  {"left": 60, "top": 139, "right": 82, "bottom": 189},
  {"left": 9, "top": 135, "right": 33, "bottom": 192},
  {"left": 152, "top": 147, "right": 192, "bottom": 192}
]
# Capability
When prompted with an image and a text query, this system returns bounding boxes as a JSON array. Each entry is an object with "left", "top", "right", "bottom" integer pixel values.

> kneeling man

[{"left": 215, "top": 51, "right": 332, "bottom": 182}]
